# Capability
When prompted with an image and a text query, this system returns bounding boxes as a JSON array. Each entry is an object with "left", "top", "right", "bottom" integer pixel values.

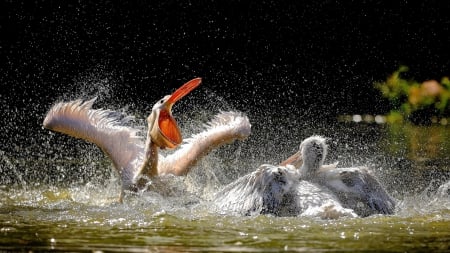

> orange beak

[
  {"left": 167, "top": 77, "right": 202, "bottom": 105},
  {"left": 155, "top": 78, "right": 202, "bottom": 149}
]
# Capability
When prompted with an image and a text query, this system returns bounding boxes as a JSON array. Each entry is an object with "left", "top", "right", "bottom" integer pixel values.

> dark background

[{"left": 1, "top": 1, "right": 449, "bottom": 158}]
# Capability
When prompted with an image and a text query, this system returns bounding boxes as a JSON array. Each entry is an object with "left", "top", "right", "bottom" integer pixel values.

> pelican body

[
  {"left": 213, "top": 163, "right": 357, "bottom": 218},
  {"left": 213, "top": 135, "right": 394, "bottom": 218},
  {"left": 43, "top": 78, "right": 251, "bottom": 201},
  {"left": 214, "top": 164, "right": 299, "bottom": 216},
  {"left": 296, "top": 136, "right": 396, "bottom": 217}
]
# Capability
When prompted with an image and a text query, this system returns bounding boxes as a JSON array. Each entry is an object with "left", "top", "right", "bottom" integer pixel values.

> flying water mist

[{"left": 0, "top": 68, "right": 449, "bottom": 220}]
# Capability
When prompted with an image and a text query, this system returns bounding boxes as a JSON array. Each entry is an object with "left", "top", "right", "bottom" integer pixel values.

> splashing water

[{"left": 1, "top": 72, "right": 450, "bottom": 252}]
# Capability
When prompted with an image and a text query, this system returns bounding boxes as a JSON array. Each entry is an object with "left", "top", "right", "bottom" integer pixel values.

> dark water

[{"left": 1, "top": 201, "right": 450, "bottom": 252}]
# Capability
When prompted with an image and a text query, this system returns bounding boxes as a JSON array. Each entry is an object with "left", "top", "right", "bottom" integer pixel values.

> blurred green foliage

[{"left": 375, "top": 66, "right": 450, "bottom": 123}]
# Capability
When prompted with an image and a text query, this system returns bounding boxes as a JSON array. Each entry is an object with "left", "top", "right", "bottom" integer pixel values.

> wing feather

[
  {"left": 321, "top": 167, "right": 396, "bottom": 216},
  {"left": 159, "top": 111, "right": 251, "bottom": 175},
  {"left": 43, "top": 98, "right": 144, "bottom": 178}
]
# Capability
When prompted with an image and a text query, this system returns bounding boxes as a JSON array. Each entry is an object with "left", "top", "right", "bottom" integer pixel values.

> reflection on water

[
  {"left": 385, "top": 123, "right": 450, "bottom": 161},
  {"left": 1, "top": 107, "right": 450, "bottom": 251},
  {"left": 381, "top": 123, "right": 450, "bottom": 196}
]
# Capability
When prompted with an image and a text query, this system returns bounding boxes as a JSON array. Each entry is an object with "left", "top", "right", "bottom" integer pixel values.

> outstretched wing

[
  {"left": 159, "top": 111, "right": 251, "bottom": 176},
  {"left": 43, "top": 98, "right": 144, "bottom": 175}
]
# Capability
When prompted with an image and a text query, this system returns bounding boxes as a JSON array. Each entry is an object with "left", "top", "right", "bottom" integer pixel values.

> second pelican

[{"left": 295, "top": 136, "right": 396, "bottom": 217}]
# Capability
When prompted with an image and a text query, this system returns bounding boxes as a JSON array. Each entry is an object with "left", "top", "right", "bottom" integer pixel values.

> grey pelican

[
  {"left": 213, "top": 135, "right": 394, "bottom": 218},
  {"left": 212, "top": 150, "right": 356, "bottom": 218},
  {"left": 43, "top": 78, "right": 251, "bottom": 202},
  {"left": 213, "top": 164, "right": 299, "bottom": 216},
  {"left": 213, "top": 163, "right": 357, "bottom": 218},
  {"left": 295, "top": 136, "right": 396, "bottom": 217}
]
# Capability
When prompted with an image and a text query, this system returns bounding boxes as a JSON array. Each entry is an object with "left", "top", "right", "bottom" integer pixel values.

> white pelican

[
  {"left": 43, "top": 78, "right": 251, "bottom": 202},
  {"left": 213, "top": 163, "right": 357, "bottom": 218},
  {"left": 294, "top": 136, "right": 396, "bottom": 217},
  {"left": 213, "top": 164, "right": 299, "bottom": 216},
  {"left": 213, "top": 135, "right": 395, "bottom": 218}
]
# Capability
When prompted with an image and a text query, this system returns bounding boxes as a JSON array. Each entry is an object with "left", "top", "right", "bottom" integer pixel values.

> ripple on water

[{"left": 1, "top": 183, "right": 450, "bottom": 252}]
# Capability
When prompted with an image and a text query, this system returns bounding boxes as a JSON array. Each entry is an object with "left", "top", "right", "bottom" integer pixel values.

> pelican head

[
  {"left": 299, "top": 135, "right": 327, "bottom": 178},
  {"left": 148, "top": 78, "right": 202, "bottom": 149}
]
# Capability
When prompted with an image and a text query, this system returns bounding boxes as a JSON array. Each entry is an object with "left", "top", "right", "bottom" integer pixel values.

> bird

[
  {"left": 212, "top": 138, "right": 354, "bottom": 218},
  {"left": 43, "top": 78, "right": 251, "bottom": 202},
  {"left": 213, "top": 164, "right": 299, "bottom": 216},
  {"left": 295, "top": 135, "right": 396, "bottom": 217},
  {"left": 212, "top": 162, "right": 357, "bottom": 218}
]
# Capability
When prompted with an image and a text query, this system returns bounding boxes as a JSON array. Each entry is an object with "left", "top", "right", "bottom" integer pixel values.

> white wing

[
  {"left": 159, "top": 111, "right": 251, "bottom": 176},
  {"left": 320, "top": 166, "right": 396, "bottom": 216},
  {"left": 43, "top": 98, "right": 144, "bottom": 180},
  {"left": 214, "top": 164, "right": 299, "bottom": 216},
  {"left": 213, "top": 168, "right": 264, "bottom": 215}
]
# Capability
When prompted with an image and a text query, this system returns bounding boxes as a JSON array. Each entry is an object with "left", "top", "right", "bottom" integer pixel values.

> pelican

[
  {"left": 213, "top": 164, "right": 299, "bottom": 216},
  {"left": 213, "top": 163, "right": 357, "bottom": 218},
  {"left": 294, "top": 135, "right": 396, "bottom": 217},
  {"left": 43, "top": 78, "right": 251, "bottom": 202},
  {"left": 212, "top": 138, "right": 355, "bottom": 218}
]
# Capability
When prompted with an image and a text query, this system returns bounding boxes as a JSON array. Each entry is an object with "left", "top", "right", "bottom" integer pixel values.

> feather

[
  {"left": 43, "top": 98, "right": 144, "bottom": 188},
  {"left": 159, "top": 111, "right": 251, "bottom": 175}
]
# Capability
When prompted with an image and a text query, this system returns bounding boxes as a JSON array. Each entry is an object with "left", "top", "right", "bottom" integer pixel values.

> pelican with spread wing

[
  {"left": 212, "top": 135, "right": 394, "bottom": 218},
  {"left": 43, "top": 78, "right": 251, "bottom": 202},
  {"left": 295, "top": 136, "right": 396, "bottom": 217}
]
